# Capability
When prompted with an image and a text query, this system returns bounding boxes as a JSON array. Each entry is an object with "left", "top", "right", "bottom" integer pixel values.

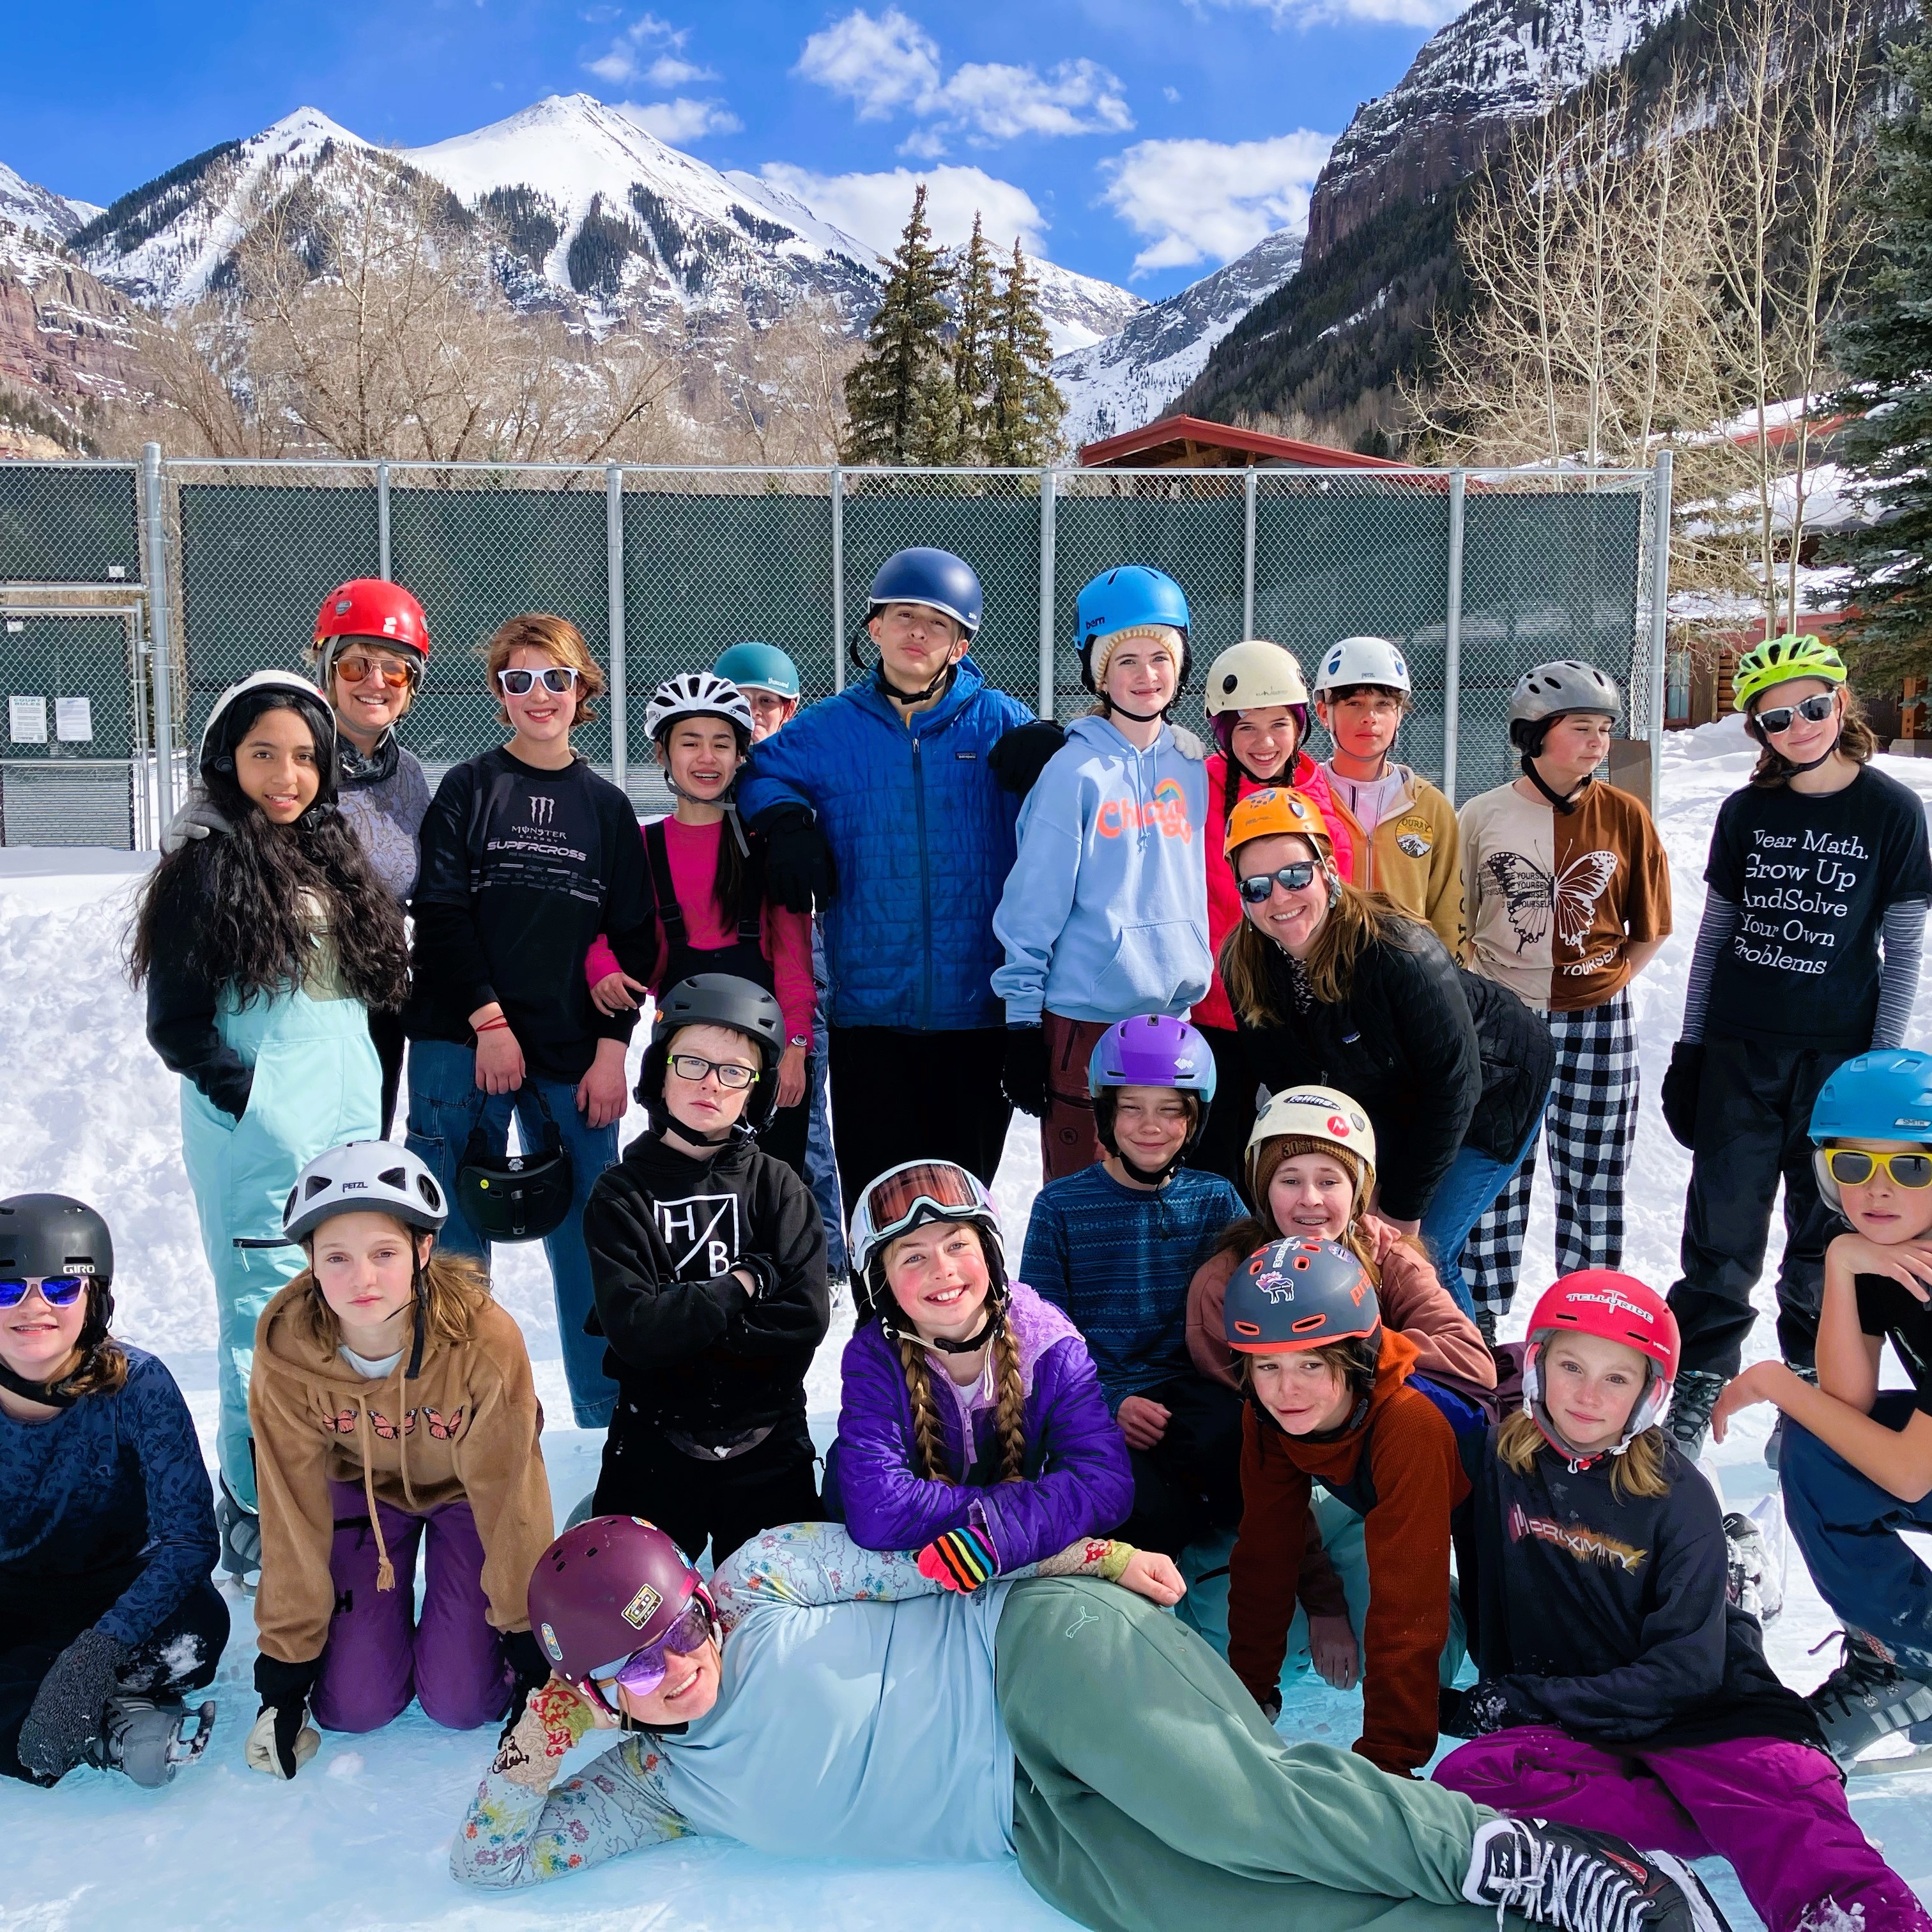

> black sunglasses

[
  {"left": 1756, "top": 691, "right": 1836, "bottom": 735},
  {"left": 1238, "top": 861, "right": 1320, "bottom": 904}
]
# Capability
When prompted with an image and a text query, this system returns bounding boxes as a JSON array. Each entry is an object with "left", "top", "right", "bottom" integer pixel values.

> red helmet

[
  {"left": 1522, "top": 1271, "right": 1680, "bottom": 1459},
  {"left": 314, "top": 578, "right": 429, "bottom": 662},
  {"left": 527, "top": 1515, "right": 716, "bottom": 1713}
]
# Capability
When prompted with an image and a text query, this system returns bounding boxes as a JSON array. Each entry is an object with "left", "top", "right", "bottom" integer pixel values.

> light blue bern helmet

[{"left": 1809, "top": 1049, "right": 1932, "bottom": 1209}]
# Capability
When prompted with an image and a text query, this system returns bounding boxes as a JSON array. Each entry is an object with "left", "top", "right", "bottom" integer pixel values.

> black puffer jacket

[
  {"left": 583, "top": 1130, "right": 829, "bottom": 1445},
  {"left": 1237, "top": 925, "right": 1552, "bottom": 1221}
]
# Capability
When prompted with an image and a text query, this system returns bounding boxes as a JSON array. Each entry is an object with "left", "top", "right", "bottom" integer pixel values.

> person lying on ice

[{"left": 452, "top": 1515, "right": 1731, "bottom": 1932}]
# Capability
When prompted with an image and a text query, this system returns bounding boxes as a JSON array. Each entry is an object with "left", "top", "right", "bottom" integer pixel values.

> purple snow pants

[
  {"left": 311, "top": 1480, "right": 512, "bottom": 1735},
  {"left": 1436, "top": 1726, "right": 1929, "bottom": 1932}
]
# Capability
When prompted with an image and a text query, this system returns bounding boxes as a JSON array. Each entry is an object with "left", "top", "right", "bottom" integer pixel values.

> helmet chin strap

[
  {"left": 1103, "top": 696, "right": 1172, "bottom": 725},
  {"left": 922, "top": 1305, "right": 1000, "bottom": 1354},
  {"left": 1763, "top": 724, "right": 1844, "bottom": 775},
  {"left": 877, "top": 659, "right": 957, "bottom": 707},
  {"left": 0, "top": 1357, "right": 78, "bottom": 1410},
  {"left": 1521, "top": 751, "right": 1591, "bottom": 815}
]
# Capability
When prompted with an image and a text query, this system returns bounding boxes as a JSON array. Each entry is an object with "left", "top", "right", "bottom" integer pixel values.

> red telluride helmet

[
  {"left": 314, "top": 578, "right": 430, "bottom": 661},
  {"left": 1522, "top": 1270, "right": 1680, "bottom": 1455},
  {"left": 526, "top": 1515, "right": 717, "bottom": 1714}
]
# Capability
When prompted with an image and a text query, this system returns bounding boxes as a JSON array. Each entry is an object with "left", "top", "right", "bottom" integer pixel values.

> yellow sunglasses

[{"left": 1822, "top": 1148, "right": 1932, "bottom": 1190}]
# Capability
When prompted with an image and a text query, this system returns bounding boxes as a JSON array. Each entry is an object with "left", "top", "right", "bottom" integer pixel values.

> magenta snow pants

[
  {"left": 311, "top": 1480, "right": 513, "bottom": 1735},
  {"left": 1435, "top": 1726, "right": 1929, "bottom": 1932}
]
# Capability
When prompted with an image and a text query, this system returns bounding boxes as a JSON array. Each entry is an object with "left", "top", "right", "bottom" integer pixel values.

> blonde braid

[
  {"left": 898, "top": 1335, "right": 954, "bottom": 1483},
  {"left": 992, "top": 1320, "right": 1028, "bottom": 1483}
]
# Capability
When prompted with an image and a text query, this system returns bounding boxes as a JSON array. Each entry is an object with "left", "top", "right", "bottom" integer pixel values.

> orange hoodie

[
  {"left": 1227, "top": 1327, "right": 1467, "bottom": 1776},
  {"left": 249, "top": 1279, "right": 553, "bottom": 1666}
]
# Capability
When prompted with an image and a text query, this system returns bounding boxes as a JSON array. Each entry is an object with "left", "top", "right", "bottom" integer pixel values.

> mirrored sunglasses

[
  {"left": 0, "top": 1275, "right": 89, "bottom": 1309},
  {"left": 1756, "top": 691, "right": 1836, "bottom": 735},
  {"left": 1825, "top": 1149, "right": 1932, "bottom": 1190},
  {"left": 1238, "top": 861, "right": 1320, "bottom": 904},
  {"left": 497, "top": 666, "right": 580, "bottom": 696},
  {"left": 668, "top": 1052, "right": 758, "bottom": 1091},
  {"left": 588, "top": 1598, "right": 713, "bottom": 1699},
  {"left": 335, "top": 652, "right": 415, "bottom": 690}
]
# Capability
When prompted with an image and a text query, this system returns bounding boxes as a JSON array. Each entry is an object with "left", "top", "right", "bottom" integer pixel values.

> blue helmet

[
  {"left": 868, "top": 549, "right": 983, "bottom": 640},
  {"left": 1075, "top": 566, "right": 1192, "bottom": 694},
  {"left": 1811, "top": 1050, "right": 1932, "bottom": 1146},
  {"left": 714, "top": 641, "right": 801, "bottom": 702}
]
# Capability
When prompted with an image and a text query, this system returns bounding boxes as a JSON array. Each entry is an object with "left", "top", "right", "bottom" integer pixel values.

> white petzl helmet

[
  {"left": 1204, "top": 640, "right": 1310, "bottom": 717},
  {"left": 283, "top": 1142, "right": 449, "bottom": 1245},
  {"left": 1245, "top": 1085, "right": 1379, "bottom": 1208},
  {"left": 644, "top": 671, "right": 756, "bottom": 748},
  {"left": 198, "top": 668, "right": 333, "bottom": 770},
  {"left": 1314, "top": 636, "right": 1410, "bottom": 697},
  {"left": 1508, "top": 660, "right": 1620, "bottom": 727}
]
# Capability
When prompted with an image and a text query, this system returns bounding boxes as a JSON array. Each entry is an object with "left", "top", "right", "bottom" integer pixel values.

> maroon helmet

[{"left": 528, "top": 1516, "right": 718, "bottom": 1713}]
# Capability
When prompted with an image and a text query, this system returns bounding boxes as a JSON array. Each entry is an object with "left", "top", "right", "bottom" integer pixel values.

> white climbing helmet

[
  {"left": 1507, "top": 660, "right": 1621, "bottom": 726},
  {"left": 282, "top": 1141, "right": 449, "bottom": 1245},
  {"left": 1244, "top": 1085, "right": 1378, "bottom": 1209},
  {"left": 643, "top": 671, "right": 756, "bottom": 749},
  {"left": 1204, "top": 640, "right": 1310, "bottom": 717},
  {"left": 1313, "top": 636, "right": 1411, "bottom": 698}
]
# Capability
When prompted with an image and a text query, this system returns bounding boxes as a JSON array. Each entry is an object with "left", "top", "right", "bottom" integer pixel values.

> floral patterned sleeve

[{"left": 452, "top": 1734, "right": 694, "bottom": 1890}]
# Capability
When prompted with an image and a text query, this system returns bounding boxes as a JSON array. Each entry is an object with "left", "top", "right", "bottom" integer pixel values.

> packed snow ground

[{"left": 3, "top": 719, "right": 1932, "bottom": 1929}]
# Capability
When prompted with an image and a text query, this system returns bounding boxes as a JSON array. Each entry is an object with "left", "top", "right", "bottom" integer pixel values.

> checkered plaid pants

[{"left": 1464, "top": 988, "right": 1639, "bottom": 1317}]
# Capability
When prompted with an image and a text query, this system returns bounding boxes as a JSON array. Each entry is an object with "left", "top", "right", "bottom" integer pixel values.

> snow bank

[{"left": 3, "top": 728, "right": 1931, "bottom": 1926}]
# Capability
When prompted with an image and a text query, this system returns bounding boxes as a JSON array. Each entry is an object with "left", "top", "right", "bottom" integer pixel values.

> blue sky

[{"left": 3, "top": 0, "right": 1456, "bottom": 296}]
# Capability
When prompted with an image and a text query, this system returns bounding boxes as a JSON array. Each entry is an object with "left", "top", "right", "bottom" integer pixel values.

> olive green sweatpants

[{"left": 996, "top": 1577, "right": 1512, "bottom": 1932}]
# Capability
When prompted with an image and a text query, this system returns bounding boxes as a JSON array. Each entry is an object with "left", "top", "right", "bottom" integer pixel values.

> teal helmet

[{"left": 714, "top": 642, "right": 801, "bottom": 703}]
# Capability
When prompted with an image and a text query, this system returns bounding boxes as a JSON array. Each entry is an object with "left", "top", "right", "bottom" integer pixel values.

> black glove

[
  {"left": 1660, "top": 1041, "right": 1705, "bottom": 1150},
  {"left": 19, "top": 1626, "right": 128, "bottom": 1781},
  {"left": 1259, "top": 1690, "right": 1282, "bottom": 1724},
  {"left": 247, "top": 1653, "right": 323, "bottom": 1780},
  {"left": 1438, "top": 1679, "right": 1514, "bottom": 1740},
  {"left": 753, "top": 804, "right": 837, "bottom": 913},
  {"left": 988, "top": 719, "right": 1068, "bottom": 797},
  {"left": 1002, "top": 1024, "right": 1050, "bottom": 1117},
  {"left": 500, "top": 1628, "right": 555, "bottom": 1745}
]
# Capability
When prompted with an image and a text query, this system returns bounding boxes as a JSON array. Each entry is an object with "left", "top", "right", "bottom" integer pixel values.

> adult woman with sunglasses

[
  {"left": 310, "top": 579, "right": 435, "bottom": 1135},
  {"left": 1, "top": 1195, "right": 226, "bottom": 1791},
  {"left": 403, "top": 613, "right": 658, "bottom": 1430},
  {"left": 1219, "top": 788, "right": 1551, "bottom": 1314},
  {"left": 1660, "top": 634, "right": 1932, "bottom": 1460}
]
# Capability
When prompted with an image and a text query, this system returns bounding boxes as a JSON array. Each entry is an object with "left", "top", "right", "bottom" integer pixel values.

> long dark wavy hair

[{"left": 127, "top": 689, "right": 410, "bottom": 1009}]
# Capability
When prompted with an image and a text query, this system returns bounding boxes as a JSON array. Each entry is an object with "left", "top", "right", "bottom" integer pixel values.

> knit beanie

[{"left": 1091, "top": 623, "right": 1186, "bottom": 691}]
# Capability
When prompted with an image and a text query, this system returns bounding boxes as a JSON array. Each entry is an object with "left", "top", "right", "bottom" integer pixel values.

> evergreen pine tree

[
  {"left": 985, "top": 239, "right": 1066, "bottom": 465},
  {"left": 944, "top": 213, "right": 997, "bottom": 465},
  {"left": 841, "top": 185, "right": 954, "bottom": 464},
  {"left": 1829, "top": 5, "right": 1932, "bottom": 680}
]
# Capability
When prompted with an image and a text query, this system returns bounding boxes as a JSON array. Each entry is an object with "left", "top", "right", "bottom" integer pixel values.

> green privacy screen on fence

[{"left": 0, "top": 464, "right": 141, "bottom": 585}]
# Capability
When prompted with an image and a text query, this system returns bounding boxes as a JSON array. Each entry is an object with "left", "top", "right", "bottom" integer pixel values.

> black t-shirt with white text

[
  {"left": 1857, "top": 1273, "right": 1932, "bottom": 1418},
  {"left": 1704, "top": 765, "right": 1932, "bottom": 1048}
]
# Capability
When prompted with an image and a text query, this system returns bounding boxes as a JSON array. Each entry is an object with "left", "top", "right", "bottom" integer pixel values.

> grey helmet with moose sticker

[{"left": 1223, "top": 1236, "right": 1381, "bottom": 1355}]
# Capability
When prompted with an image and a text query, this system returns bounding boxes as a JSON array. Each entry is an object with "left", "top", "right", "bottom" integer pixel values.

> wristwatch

[{"left": 788, "top": 1034, "right": 809, "bottom": 1049}]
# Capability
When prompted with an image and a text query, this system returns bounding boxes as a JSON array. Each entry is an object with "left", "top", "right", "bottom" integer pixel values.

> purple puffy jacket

[{"left": 831, "top": 1281, "right": 1133, "bottom": 1571}]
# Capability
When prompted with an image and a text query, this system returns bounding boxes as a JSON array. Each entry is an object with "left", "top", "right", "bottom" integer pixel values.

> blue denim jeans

[
  {"left": 1418, "top": 1107, "right": 1547, "bottom": 1319},
  {"left": 404, "top": 1038, "right": 618, "bottom": 1428},
  {"left": 804, "top": 958, "right": 847, "bottom": 1275}
]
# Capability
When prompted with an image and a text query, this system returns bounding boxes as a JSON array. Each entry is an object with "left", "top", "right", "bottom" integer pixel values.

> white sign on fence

[
  {"left": 56, "top": 696, "right": 93, "bottom": 742},
  {"left": 9, "top": 695, "right": 47, "bottom": 743}
]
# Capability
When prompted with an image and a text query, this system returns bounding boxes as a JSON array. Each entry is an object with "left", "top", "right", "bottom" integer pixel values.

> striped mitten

[{"left": 917, "top": 1525, "right": 1000, "bottom": 1592}]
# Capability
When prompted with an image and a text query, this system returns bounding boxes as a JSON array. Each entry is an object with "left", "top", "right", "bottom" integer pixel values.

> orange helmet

[{"left": 1223, "top": 785, "right": 1331, "bottom": 861}]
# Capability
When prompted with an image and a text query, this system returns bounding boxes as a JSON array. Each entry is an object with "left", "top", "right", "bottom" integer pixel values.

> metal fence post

[
  {"left": 1443, "top": 469, "right": 1466, "bottom": 804},
  {"left": 831, "top": 466, "right": 845, "bottom": 694},
  {"left": 606, "top": 464, "right": 627, "bottom": 794},
  {"left": 141, "top": 441, "right": 177, "bottom": 835},
  {"left": 376, "top": 461, "right": 392, "bottom": 580},
  {"left": 1039, "top": 470, "right": 1057, "bottom": 719},
  {"left": 1646, "top": 448, "right": 1673, "bottom": 818},
  {"left": 1243, "top": 467, "right": 1257, "bottom": 640}
]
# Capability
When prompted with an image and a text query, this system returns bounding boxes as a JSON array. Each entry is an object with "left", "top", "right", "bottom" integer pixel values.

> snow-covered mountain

[
  {"left": 1051, "top": 227, "right": 1305, "bottom": 448},
  {"left": 0, "top": 158, "right": 98, "bottom": 282},
  {"left": 65, "top": 95, "right": 1141, "bottom": 354}
]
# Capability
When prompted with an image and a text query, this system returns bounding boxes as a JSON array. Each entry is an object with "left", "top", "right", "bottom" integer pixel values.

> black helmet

[
  {"left": 456, "top": 1087, "right": 574, "bottom": 1244},
  {"left": 1223, "top": 1236, "right": 1380, "bottom": 1358},
  {"left": 639, "top": 974, "right": 786, "bottom": 1140},
  {"left": 0, "top": 1195, "right": 118, "bottom": 1406}
]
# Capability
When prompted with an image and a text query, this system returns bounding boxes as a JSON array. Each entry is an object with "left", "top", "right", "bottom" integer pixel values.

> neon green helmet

[{"left": 1734, "top": 633, "right": 1847, "bottom": 714}]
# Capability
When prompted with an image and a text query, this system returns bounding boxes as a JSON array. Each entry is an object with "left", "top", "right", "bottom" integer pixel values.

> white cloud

[
  {"left": 645, "top": 52, "right": 713, "bottom": 86},
  {"left": 794, "top": 8, "right": 1131, "bottom": 151},
  {"left": 1101, "top": 130, "right": 1333, "bottom": 274},
  {"left": 617, "top": 97, "right": 742, "bottom": 141},
  {"left": 1198, "top": 0, "right": 1461, "bottom": 27},
  {"left": 586, "top": 12, "right": 712, "bottom": 86},
  {"left": 759, "top": 161, "right": 1046, "bottom": 259}
]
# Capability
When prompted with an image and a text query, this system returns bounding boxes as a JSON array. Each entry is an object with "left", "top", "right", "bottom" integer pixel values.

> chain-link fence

[{"left": 0, "top": 449, "right": 1669, "bottom": 845}]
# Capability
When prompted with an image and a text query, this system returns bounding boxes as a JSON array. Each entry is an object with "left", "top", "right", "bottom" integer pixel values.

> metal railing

[{"left": 0, "top": 447, "right": 1671, "bottom": 847}]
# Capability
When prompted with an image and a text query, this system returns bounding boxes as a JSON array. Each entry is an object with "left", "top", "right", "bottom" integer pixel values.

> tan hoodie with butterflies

[{"left": 248, "top": 1278, "right": 553, "bottom": 1665}]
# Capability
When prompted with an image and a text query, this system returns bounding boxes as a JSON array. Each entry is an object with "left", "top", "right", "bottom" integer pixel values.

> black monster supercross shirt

[
  {"left": 1857, "top": 1274, "right": 1932, "bottom": 1418},
  {"left": 404, "top": 746, "right": 657, "bottom": 1082},
  {"left": 1704, "top": 766, "right": 1932, "bottom": 1050}
]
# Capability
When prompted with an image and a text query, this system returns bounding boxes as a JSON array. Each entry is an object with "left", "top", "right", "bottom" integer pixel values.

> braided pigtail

[
  {"left": 899, "top": 1335, "right": 954, "bottom": 1483},
  {"left": 992, "top": 1319, "right": 1028, "bottom": 1483}
]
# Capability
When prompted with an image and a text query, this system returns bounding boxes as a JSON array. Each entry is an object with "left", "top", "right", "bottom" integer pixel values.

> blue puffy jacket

[{"left": 737, "top": 661, "right": 1032, "bottom": 1031}]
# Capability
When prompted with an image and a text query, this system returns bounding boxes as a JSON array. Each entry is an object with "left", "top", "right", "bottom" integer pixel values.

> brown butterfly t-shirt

[{"left": 1459, "top": 778, "right": 1671, "bottom": 1012}]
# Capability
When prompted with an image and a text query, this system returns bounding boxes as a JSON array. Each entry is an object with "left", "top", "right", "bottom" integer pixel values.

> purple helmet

[
  {"left": 1087, "top": 1015, "right": 1216, "bottom": 1181},
  {"left": 528, "top": 1515, "right": 717, "bottom": 1713}
]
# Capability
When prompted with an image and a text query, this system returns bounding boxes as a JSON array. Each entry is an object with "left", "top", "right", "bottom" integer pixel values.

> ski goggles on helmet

[
  {"left": 1820, "top": 1148, "right": 1932, "bottom": 1190},
  {"left": 497, "top": 665, "right": 581, "bottom": 697},
  {"left": 0, "top": 1275, "right": 88, "bottom": 1309},
  {"left": 586, "top": 1596, "right": 714, "bottom": 1701},
  {"left": 1237, "top": 860, "right": 1320, "bottom": 903},
  {"left": 849, "top": 1160, "right": 997, "bottom": 1280},
  {"left": 1754, "top": 691, "right": 1836, "bottom": 735}
]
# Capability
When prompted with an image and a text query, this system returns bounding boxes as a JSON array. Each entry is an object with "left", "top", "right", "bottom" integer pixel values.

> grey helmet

[
  {"left": 283, "top": 1141, "right": 449, "bottom": 1245},
  {"left": 1507, "top": 660, "right": 1621, "bottom": 728}
]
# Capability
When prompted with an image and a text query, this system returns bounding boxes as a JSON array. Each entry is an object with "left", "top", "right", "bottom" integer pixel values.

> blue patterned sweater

[
  {"left": 1020, "top": 1165, "right": 1245, "bottom": 1411},
  {"left": 0, "top": 1346, "right": 219, "bottom": 1644}
]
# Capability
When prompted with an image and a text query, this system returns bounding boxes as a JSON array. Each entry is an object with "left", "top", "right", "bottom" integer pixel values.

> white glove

[{"left": 244, "top": 1703, "right": 320, "bottom": 1779}]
